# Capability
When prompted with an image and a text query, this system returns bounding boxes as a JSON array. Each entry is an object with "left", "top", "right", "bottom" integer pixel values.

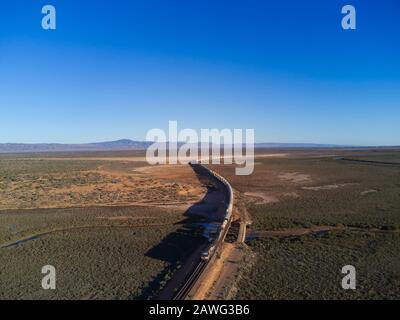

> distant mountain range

[
  {"left": 0, "top": 139, "right": 387, "bottom": 153},
  {"left": 0, "top": 139, "right": 152, "bottom": 153}
]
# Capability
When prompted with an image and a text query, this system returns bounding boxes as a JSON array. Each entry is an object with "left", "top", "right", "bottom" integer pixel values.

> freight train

[{"left": 199, "top": 165, "right": 234, "bottom": 261}]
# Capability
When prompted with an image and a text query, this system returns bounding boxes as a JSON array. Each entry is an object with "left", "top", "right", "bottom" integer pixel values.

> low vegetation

[
  {"left": 0, "top": 155, "right": 206, "bottom": 299},
  {"left": 0, "top": 205, "right": 204, "bottom": 299},
  {"left": 1, "top": 150, "right": 399, "bottom": 299},
  {"left": 236, "top": 231, "right": 400, "bottom": 299},
  {"left": 211, "top": 150, "right": 400, "bottom": 299}
]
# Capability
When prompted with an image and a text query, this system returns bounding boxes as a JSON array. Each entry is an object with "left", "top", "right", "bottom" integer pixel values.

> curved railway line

[{"left": 172, "top": 162, "right": 234, "bottom": 300}]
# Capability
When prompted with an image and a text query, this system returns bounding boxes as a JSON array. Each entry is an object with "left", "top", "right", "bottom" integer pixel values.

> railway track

[
  {"left": 173, "top": 261, "right": 207, "bottom": 300},
  {"left": 172, "top": 163, "right": 234, "bottom": 300}
]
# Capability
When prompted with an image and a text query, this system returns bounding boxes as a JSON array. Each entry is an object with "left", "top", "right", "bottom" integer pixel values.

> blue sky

[{"left": 0, "top": 0, "right": 399, "bottom": 145}]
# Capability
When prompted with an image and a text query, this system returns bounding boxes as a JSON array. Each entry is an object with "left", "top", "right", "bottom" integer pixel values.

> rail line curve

[{"left": 172, "top": 162, "right": 234, "bottom": 300}]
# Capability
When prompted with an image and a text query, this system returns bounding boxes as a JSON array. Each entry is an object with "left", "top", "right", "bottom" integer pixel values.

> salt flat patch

[
  {"left": 245, "top": 192, "right": 279, "bottom": 204},
  {"left": 361, "top": 189, "right": 378, "bottom": 196},
  {"left": 279, "top": 172, "right": 311, "bottom": 184},
  {"left": 283, "top": 192, "right": 300, "bottom": 198},
  {"left": 256, "top": 153, "right": 288, "bottom": 158},
  {"left": 302, "top": 183, "right": 357, "bottom": 191}
]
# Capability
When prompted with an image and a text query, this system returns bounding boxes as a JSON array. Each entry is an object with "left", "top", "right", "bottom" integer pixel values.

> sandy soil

[
  {"left": 0, "top": 160, "right": 206, "bottom": 210},
  {"left": 191, "top": 242, "right": 235, "bottom": 300}
]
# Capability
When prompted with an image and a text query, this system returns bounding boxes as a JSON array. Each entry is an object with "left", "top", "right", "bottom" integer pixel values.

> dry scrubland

[
  {"left": 0, "top": 154, "right": 206, "bottom": 299},
  {"left": 1, "top": 150, "right": 399, "bottom": 300},
  {"left": 209, "top": 149, "right": 400, "bottom": 299},
  {"left": 236, "top": 231, "right": 400, "bottom": 299},
  {"left": 0, "top": 157, "right": 203, "bottom": 210}
]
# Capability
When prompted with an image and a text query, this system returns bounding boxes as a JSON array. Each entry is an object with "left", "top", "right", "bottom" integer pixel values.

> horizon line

[{"left": 0, "top": 139, "right": 399, "bottom": 149}]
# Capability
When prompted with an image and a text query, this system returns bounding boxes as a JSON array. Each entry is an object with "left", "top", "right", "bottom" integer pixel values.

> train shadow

[
  {"left": 184, "top": 163, "right": 226, "bottom": 220},
  {"left": 136, "top": 163, "right": 223, "bottom": 299}
]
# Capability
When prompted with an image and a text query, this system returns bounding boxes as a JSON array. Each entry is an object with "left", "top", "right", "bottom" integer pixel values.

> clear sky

[{"left": 1, "top": 0, "right": 399, "bottom": 145}]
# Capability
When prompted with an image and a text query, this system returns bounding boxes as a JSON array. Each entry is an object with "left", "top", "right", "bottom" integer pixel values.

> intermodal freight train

[{"left": 199, "top": 165, "right": 234, "bottom": 261}]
